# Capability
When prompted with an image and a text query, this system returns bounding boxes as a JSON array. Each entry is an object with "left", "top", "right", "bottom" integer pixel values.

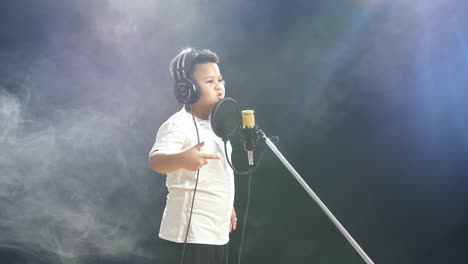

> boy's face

[{"left": 191, "top": 62, "right": 225, "bottom": 109}]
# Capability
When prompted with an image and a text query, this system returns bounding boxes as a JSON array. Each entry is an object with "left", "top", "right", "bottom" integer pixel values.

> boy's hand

[
  {"left": 181, "top": 142, "right": 220, "bottom": 171},
  {"left": 230, "top": 207, "right": 237, "bottom": 232}
]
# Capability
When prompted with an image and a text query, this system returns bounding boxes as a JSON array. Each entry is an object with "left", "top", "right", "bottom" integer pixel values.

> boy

[{"left": 148, "top": 48, "right": 237, "bottom": 264}]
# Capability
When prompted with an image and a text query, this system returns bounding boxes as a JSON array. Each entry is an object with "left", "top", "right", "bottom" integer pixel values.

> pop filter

[{"left": 211, "top": 97, "right": 241, "bottom": 141}]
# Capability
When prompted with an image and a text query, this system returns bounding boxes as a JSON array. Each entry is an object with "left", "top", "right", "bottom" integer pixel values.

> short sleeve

[{"left": 149, "top": 121, "right": 186, "bottom": 155}]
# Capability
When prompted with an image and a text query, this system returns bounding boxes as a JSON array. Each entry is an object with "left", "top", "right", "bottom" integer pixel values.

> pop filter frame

[{"left": 210, "top": 97, "right": 241, "bottom": 142}]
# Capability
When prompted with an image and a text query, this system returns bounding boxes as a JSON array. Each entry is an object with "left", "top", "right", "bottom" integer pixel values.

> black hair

[{"left": 170, "top": 48, "right": 220, "bottom": 80}]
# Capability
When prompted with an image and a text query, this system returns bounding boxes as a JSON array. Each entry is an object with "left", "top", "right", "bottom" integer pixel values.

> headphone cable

[{"left": 179, "top": 105, "right": 201, "bottom": 264}]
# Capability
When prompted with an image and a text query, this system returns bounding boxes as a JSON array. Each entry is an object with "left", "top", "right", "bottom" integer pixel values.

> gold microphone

[{"left": 241, "top": 110, "right": 255, "bottom": 165}]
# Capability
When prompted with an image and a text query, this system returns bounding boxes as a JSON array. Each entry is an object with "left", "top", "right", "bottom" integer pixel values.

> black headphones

[{"left": 172, "top": 48, "right": 200, "bottom": 105}]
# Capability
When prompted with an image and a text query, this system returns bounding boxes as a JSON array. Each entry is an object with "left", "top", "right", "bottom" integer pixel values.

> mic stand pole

[{"left": 258, "top": 129, "right": 374, "bottom": 264}]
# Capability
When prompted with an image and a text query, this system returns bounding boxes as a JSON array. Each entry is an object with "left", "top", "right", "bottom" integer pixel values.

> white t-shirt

[{"left": 149, "top": 107, "right": 235, "bottom": 245}]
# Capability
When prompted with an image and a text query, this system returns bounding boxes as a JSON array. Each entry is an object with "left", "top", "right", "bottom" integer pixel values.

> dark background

[{"left": 1, "top": 0, "right": 467, "bottom": 263}]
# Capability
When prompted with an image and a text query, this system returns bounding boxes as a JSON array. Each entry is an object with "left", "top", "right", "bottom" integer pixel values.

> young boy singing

[{"left": 148, "top": 48, "right": 237, "bottom": 264}]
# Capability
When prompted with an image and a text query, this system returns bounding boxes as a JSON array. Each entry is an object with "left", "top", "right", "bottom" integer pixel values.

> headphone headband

[{"left": 172, "top": 48, "right": 201, "bottom": 81}]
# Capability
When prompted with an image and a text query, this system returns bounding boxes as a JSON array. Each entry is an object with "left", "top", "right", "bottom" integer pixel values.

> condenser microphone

[{"left": 241, "top": 110, "right": 256, "bottom": 165}]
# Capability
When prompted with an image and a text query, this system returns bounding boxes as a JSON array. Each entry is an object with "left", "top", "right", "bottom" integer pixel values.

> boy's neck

[{"left": 185, "top": 104, "right": 211, "bottom": 120}]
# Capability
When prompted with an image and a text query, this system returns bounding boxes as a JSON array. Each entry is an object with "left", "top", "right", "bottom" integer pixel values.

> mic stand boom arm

[{"left": 257, "top": 129, "right": 374, "bottom": 264}]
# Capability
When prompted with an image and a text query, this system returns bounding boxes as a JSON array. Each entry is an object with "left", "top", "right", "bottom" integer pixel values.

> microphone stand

[{"left": 257, "top": 129, "right": 374, "bottom": 264}]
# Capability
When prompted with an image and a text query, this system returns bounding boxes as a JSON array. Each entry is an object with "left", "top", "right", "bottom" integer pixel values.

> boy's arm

[{"left": 148, "top": 141, "right": 220, "bottom": 174}]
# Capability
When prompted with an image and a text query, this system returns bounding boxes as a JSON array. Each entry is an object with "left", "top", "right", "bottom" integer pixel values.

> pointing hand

[{"left": 181, "top": 142, "right": 220, "bottom": 171}]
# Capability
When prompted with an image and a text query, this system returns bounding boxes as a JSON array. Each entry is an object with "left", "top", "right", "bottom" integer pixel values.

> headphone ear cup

[{"left": 174, "top": 78, "right": 200, "bottom": 104}]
